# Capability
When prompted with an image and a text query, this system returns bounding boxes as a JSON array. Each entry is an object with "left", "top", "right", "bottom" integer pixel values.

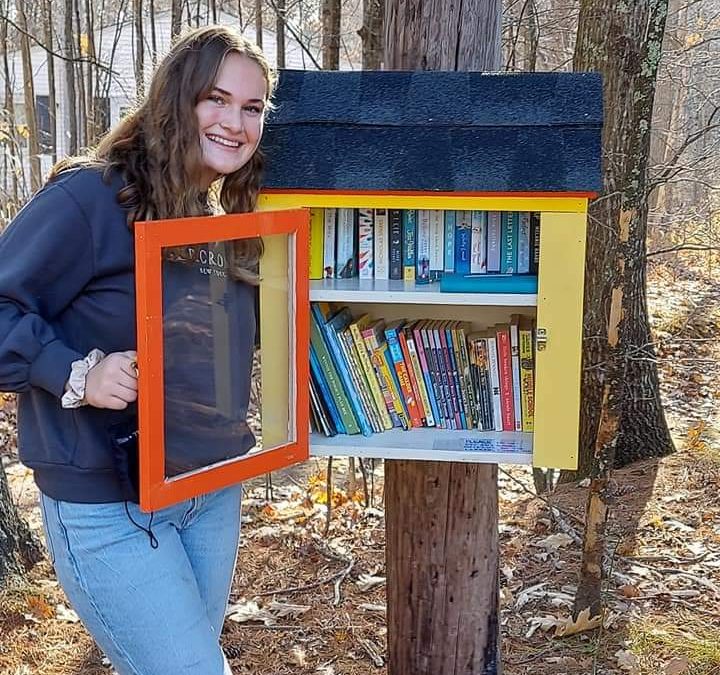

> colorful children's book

[
  {"left": 309, "top": 208, "right": 324, "bottom": 280},
  {"left": 402, "top": 209, "right": 417, "bottom": 282},
  {"left": 519, "top": 316, "right": 535, "bottom": 432},
  {"left": 385, "top": 320, "right": 423, "bottom": 427}
]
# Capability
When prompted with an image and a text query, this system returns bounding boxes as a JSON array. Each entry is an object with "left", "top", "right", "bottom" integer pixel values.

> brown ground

[{"left": 1, "top": 255, "right": 719, "bottom": 675}]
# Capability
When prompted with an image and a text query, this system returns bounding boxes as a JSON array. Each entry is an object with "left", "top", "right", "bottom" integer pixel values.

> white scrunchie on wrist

[{"left": 61, "top": 348, "right": 106, "bottom": 409}]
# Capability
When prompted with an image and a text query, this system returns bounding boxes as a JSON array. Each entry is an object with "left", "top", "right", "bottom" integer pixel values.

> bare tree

[
  {"left": 322, "top": 0, "right": 340, "bottom": 68},
  {"left": 573, "top": 0, "right": 671, "bottom": 615},
  {"left": 255, "top": 0, "right": 263, "bottom": 47},
  {"left": 359, "top": 0, "right": 383, "bottom": 69},
  {"left": 64, "top": 0, "right": 79, "bottom": 155},
  {"left": 171, "top": 0, "right": 183, "bottom": 40},
  {"left": 134, "top": 0, "right": 145, "bottom": 99},
  {"left": 276, "top": 0, "right": 285, "bottom": 67},
  {"left": 15, "top": 0, "right": 41, "bottom": 191},
  {"left": 42, "top": 0, "right": 58, "bottom": 164}
]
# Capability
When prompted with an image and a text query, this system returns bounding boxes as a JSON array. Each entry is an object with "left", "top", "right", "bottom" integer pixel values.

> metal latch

[{"left": 536, "top": 327, "right": 548, "bottom": 351}]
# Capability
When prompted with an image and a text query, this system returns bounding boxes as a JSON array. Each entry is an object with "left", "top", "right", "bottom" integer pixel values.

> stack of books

[
  {"left": 309, "top": 209, "right": 540, "bottom": 284},
  {"left": 309, "top": 303, "right": 536, "bottom": 438}
]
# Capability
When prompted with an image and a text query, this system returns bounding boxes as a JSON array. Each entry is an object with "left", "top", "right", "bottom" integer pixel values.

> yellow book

[
  {"left": 519, "top": 317, "right": 535, "bottom": 432},
  {"left": 309, "top": 208, "right": 324, "bottom": 279},
  {"left": 349, "top": 315, "right": 393, "bottom": 430}
]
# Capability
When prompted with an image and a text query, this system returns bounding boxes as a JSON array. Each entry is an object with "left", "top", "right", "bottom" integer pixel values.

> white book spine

[
  {"left": 487, "top": 336, "right": 503, "bottom": 431},
  {"left": 429, "top": 209, "right": 444, "bottom": 276},
  {"left": 509, "top": 322, "right": 522, "bottom": 432},
  {"left": 374, "top": 208, "right": 389, "bottom": 280},
  {"left": 323, "top": 208, "right": 337, "bottom": 278},
  {"left": 358, "top": 208, "right": 374, "bottom": 279},
  {"left": 335, "top": 208, "right": 356, "bottom": 278},
  {"left": 517, "top": 212, "right": 531, "bottom": 274},
  {"left": 486, "top": 211, "right": 502, "bottom": 273},
  {"left": 470, "top": 210, "right": 487, "bottom": 273}
]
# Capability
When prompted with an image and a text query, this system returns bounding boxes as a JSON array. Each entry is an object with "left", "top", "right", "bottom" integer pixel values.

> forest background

[{"left": 0, "top": 0, "right": 719, "bottom": 673}]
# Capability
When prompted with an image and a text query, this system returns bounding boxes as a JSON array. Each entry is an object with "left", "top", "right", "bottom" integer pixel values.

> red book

[
  {"left": 495, "top": 324, "right": 515, "bottom": 431},
  {"left": 384, "top": 320, "right": 423, "bottom": 428}
]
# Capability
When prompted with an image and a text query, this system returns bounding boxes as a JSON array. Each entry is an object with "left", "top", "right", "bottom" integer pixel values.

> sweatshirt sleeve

[{"left": 0, "top": 182, "right": 94, "bottom": 397}]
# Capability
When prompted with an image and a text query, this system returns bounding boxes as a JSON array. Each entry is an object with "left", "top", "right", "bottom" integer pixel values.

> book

[
  {"left": 385, "top": 320, "right": 423, "bottom": 428},
  {"left": 443, "top": 210, "right": 456, "bottom": 274},
  {"left": 339, "top": 327, "right": 384, "bottom": 433},
  {"left": 509, "top": 316, "right": 523, "bottom": 432},
  {"left": 454, "top": 210, "right": 472, "bottom": 275},
  {"left": 428, "top": 321, "right": 455, "bottom": 428},
  {"left": 471, "top": 335, "right": 493, "bottom": 431},
  {"left": 313, "top": 303, "right": 372, "bottom": 436},
  {"left": 402, "top": 210, "right": 417, "bottom": 282},
  {"left": 310, "top": 344, "right": 345, "bottom": 434},
  {"left": 517, "top": 212, "right": 531, "bottom": 274},
  {"left": 389, "top": 209, "right": 403, "bottom": 280},
  {"left": 412, "top": 321, "right": 443, "bottom": 428},
  {"left": 357, "top": 208, "right": 374, "bottom": 280},
  {"left": 309, "top": 208, "right": 324, "bottom": 280},
  {"left": 374, "top": 208, "right": 389, "bottom": 280},
  {"left": 348, "top": 314, "right": 393, "bottom": 431},
  {"left": 415, "top": 321, "right": 446, "bottom": 428},
  {"left": 486, "top": 333, "right": 503, "bottom": 431},
  {"left": 530, "top": 212, "right": 541, "bottom": 275},
  {"left": 442, "top": 322, "right": 466, "bottom": 429},
  {"left": 470, "top": 210, "right": 487, "bottom": 274},
  {"left": 361, "top": 321, "right": 403, "bottom": 429},
  {"left": 310, "top": 310, "right": 359, "bottom": 434},
  {"left": 486, "top": 211, "right": 502, "bottom": 273},
  {"left": 322, "top": 208, "right": 337, "bottom": 278},
  {"left": 398, "top": 322, "right": 431, "bottom": 427},
  {"left": 500, "top": 212, "right": 519, "bottom": 274},
  {"left": 495, "top": 324, "right": 515, "bottom": 432},
  {"left": 429, "top": 209, "right": 445, "bottom": 281},
  {"left": 363, "top": 319, "right": 409, "bottom": 430},
  {"left": 309, "top": 374, "right": 335, "bottom": 436},
  {"left": 335, "top": 208, "right": 357, "bottom": 278},
  {"left": 439, "top": 274, "right": 538, "bottom": 294},
  {"left": 416, "top": 209, "right": 431, "bottom": 284},
  {"left": 452, "top": 322, "right": 476, "bottom": 430},
  {"left": 519, "top": 316, "right": 535, "bottom": 432}
]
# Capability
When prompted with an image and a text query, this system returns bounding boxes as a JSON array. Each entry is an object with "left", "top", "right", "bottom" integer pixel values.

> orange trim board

[
  {"left": 134, "top": 209, "right": 310, "bottom": 512},
  {"left": 260, "top": 188, "right": 599, "bottom": 199}
]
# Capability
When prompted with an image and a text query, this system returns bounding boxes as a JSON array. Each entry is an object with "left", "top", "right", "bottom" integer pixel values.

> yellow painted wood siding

[{"left": 533, "top": 211, "right": 587, "bottom": 469}]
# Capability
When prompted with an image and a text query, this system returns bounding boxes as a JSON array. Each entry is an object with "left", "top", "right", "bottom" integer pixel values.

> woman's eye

[
  {"left": 243, "top": 105, "right": 263, "bottom": 116},
  {"left": 209, "top": 95, "right": 225, "bottom": 105}
]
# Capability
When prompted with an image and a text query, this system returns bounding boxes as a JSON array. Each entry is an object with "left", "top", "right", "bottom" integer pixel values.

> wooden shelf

[
  {"left": 310, "top": 428, "right": 533, "bottom": 464},
  {"left": 309, "top": 278, "right": 537, "bottom": 306}
]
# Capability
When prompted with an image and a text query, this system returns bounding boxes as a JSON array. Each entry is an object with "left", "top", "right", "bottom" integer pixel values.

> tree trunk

[
  {"left": 359, "top": 0, "right": 383, "bottom": 70},
  {"left": 171, "top": 0, "right": 183, "bottom": 40},
  {"left": 64, "top": 0, "right": 78, "bottom": 155},
  {"left": 573, "top": 0, "right": 672, "bottom": 614},
  {"left": 384, "top": 3, "right": 503, "bottom": 672},
  {"left": 15, "top": 0, "right": 42, "bottom": 192},
  {"left": 321, "top": 0, "right": 340, "bottom": 69},
  {"left": 134, "top": 0, "right": 145, "bottom": 100},
  {"left": 74, "top": 0, "right": 88, "bottom": 149},
  {"left": 42, "top": 0, "right": 58, "bottom": 164},
  {"left": 574, "top": 0, "right": 674, "bottom": 478},
  {"left": 0, "top": 462, "right": 43, "bottom": 583},
  {"left": 1, "top": 7, "right": 21, "bottom": 210},
  {"left": 275, "top": 0, "right": 285, "bottom": 68},
  {"left": 255, "top": 0, "right": 263, "bottom": 48}
]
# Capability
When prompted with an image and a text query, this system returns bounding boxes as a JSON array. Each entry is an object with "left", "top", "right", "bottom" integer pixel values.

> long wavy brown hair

[{"left": 51, "top": 25, "right": 277, "bottom": 283}]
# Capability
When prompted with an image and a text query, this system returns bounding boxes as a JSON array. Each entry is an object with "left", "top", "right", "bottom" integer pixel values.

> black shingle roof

[{"left": 261, "top": 70, "right": 602, "bottom": 194}]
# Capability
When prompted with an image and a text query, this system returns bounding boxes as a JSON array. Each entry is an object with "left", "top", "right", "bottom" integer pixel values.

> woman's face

[{"left": 195, "top": 51, "right": 268, "bottom": 188}]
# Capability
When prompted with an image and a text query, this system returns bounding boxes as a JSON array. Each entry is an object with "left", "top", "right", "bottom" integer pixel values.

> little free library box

[
  {"left": 134, "top": 69, "right": 601, "bottom": 511},
  {"left": 259, "top": 69, "right": 602, "bottom": 471}
]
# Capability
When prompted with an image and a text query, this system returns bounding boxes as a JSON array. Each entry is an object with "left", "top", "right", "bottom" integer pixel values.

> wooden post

[
  {"left": 386, "top": 461, "right": 500, "bottom": 674},
  {"left": 384, "top": 1, "right": 503, "bottom": 673}
]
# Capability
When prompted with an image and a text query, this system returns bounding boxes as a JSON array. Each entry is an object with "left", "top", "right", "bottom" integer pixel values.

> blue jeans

[{"left": 40, "top": 485, "right": 242, "bottom": 675}]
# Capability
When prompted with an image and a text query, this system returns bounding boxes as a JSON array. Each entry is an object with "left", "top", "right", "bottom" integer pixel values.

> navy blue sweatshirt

[{"left": 0, "top": 167, "right": 256, "bottom": 502}]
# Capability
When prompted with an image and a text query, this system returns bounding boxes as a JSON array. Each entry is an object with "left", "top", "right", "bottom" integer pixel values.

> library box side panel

[{"left": 533, "top": 211, "right": 587, "bottom": 470}]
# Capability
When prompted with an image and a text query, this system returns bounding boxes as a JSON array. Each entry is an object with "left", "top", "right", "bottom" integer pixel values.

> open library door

[{"left": 134, "top": 209, "right": 310, "bottom": 512}]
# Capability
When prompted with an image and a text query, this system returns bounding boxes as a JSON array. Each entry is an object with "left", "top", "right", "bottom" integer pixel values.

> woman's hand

[{"left": 85, "top": 351, "right": 138, "bottom": 410}]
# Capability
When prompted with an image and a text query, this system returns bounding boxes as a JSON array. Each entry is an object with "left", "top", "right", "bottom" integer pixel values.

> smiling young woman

[{"left": 0, "top": 26, "right": 276, "bottom": 675}]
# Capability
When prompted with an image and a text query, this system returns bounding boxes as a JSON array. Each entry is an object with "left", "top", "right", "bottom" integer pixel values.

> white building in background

[{"left": 1, "top": 9, "right": 351, "bottom": 182}]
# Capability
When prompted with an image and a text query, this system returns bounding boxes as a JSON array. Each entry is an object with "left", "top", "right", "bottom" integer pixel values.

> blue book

[
  {"left": 500, "top": 212, "right": 519, "bottom": 274},
  {"left": 454, "top": 210, "right": 471, "bottom": 275},
  {"left": 313, "top": 303, "right": 373, "bottom": 436},
  {"left": 310, "top": 345, "right": 346, "bottom": 434},
  {"left": 444, "top": 211, "right": 456, "bottom": 273},
  {"left": 402, "top": 210, "right": 417, "bottom": 281},
  {"left": 440, "top": 273, "right": 538, "bottom": 294}
]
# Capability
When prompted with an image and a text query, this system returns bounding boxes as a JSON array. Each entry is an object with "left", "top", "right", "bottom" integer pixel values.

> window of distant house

[
  {"left": 35, "top": 95, "right": 54, "bottom": 155},
  {"left": 94, "top": 97, "right": 111, "bottom": 137}
]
